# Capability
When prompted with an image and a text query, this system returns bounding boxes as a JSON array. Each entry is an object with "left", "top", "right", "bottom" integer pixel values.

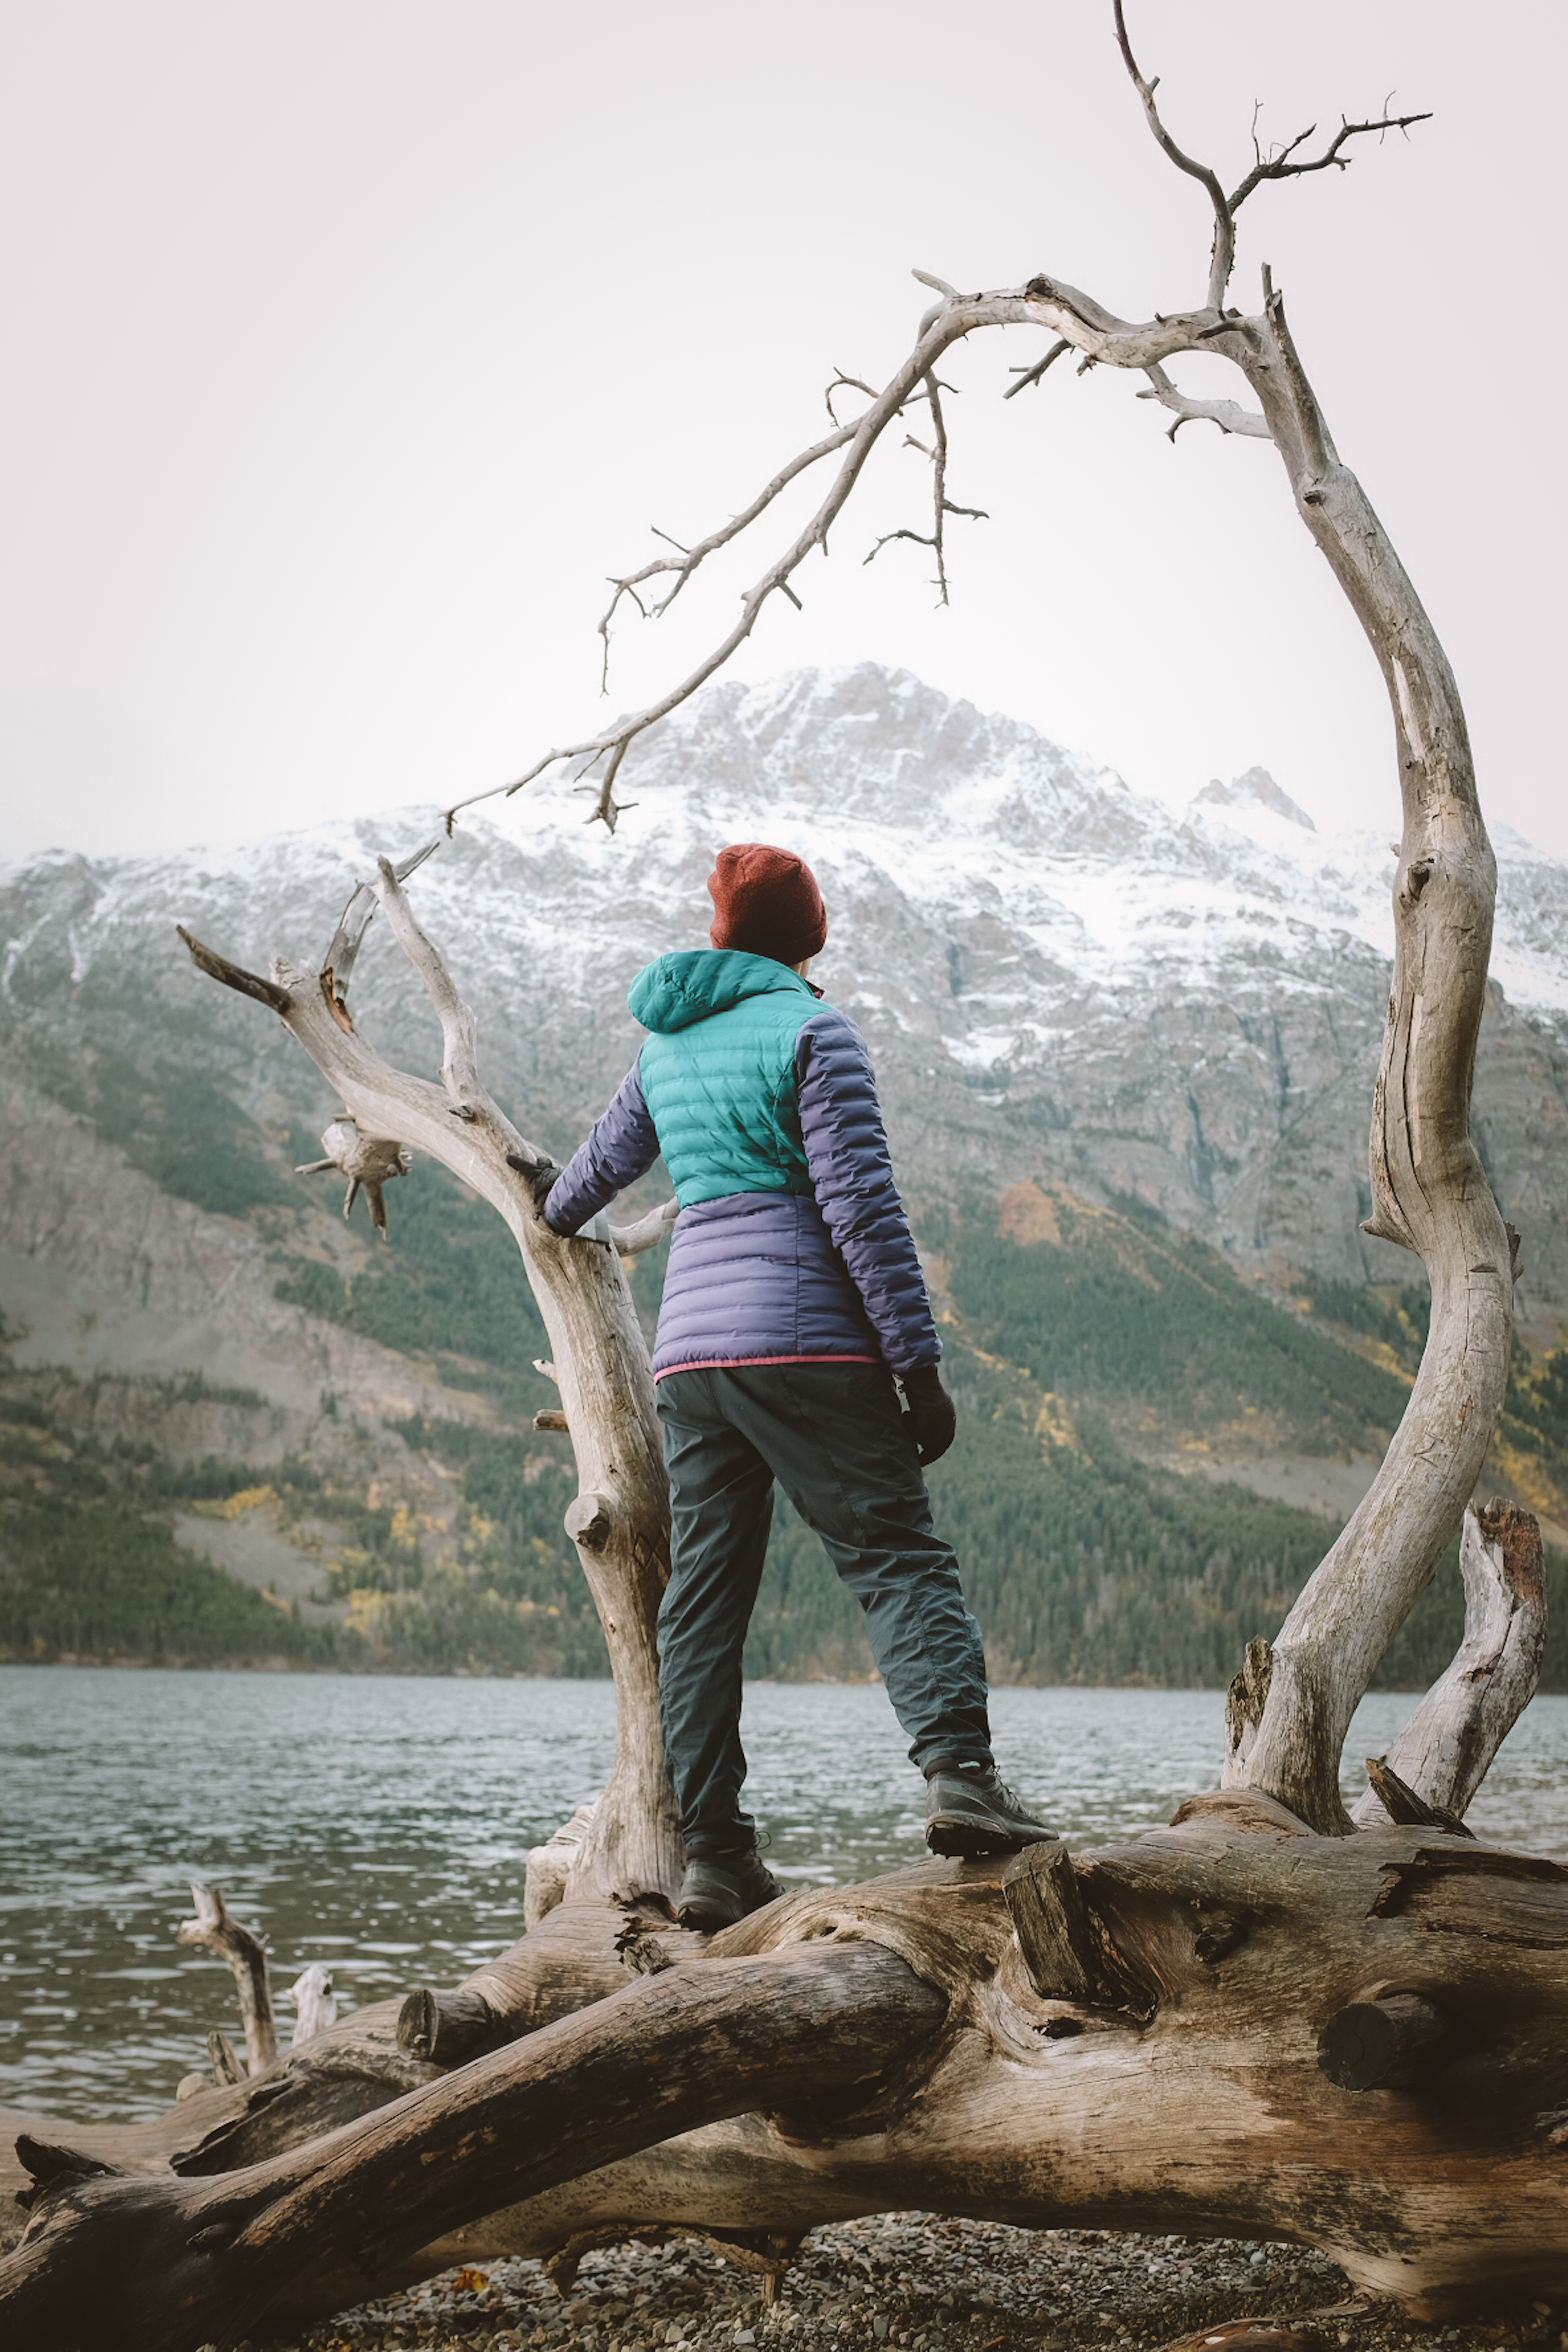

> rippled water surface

[{"left": 3, "top": 1668, "right": 1564, "bottom": 2121}]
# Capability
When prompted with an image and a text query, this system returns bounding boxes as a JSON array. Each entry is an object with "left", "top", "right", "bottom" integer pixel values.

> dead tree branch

[
  {"left": 594, "top": 415, "right": 860, "bottom": 693},
  {"left": 175, "top": 1887, "right": 275, "bottom": 2079},
  {"left": 1137, "top": 362, "right": 1270, "bottom": 440},
  {"left": 1228, "top": 104, "right": 1433, "bottom": 214},
  {"left": 1112, "top": 0, "right": 1235, "bottom": 308},
  {"left": 1003, "top": 338, "right": 1070, "bottom": 398},
  {"left": 2, "top": 1943, "right": 944, "bottom": 2352},
  {"left": 441, "top": 282, "right": 1221, "bottom": 834},
  {"left": 1208, "top": 266, "right": 1513, "bottom": 1828},
  {"left": 177, "top": 859, "right": 681, "bottom": 1905},
  {"left": 1352, "top": 1501, "right": 1547, "bottom": 1829}
]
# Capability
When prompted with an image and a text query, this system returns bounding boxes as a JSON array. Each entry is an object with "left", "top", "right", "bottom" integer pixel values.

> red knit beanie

[{"left": 707, "top": 843, "right": 827, "bottom": 964}]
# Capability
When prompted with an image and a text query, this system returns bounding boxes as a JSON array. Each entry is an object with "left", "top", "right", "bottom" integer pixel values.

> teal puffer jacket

[
  {"left": 544, "top": 947, "right": 941, "bottom": 1377},
  {"left": 629, "top": 950, "right": 815, "bottom": 1204}
]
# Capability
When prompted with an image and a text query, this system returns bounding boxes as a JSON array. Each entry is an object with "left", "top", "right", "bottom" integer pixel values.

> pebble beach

[{"left": 255, "top": 2216, "right": 1568, "bottom": 2352}]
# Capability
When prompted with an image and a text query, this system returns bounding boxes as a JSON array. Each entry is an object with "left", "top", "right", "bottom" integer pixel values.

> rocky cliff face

[{"left": 3, "top": 661, "right": 1566, "bottom": 1410}]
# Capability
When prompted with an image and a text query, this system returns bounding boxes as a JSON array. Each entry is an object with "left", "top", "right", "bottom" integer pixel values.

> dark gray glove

[
  {"left": 900, "top": 1364, "right": 957, "bottom": 1466},
  {"left": 507, "top": 1151, "right": 561, "bottom": 1220}
]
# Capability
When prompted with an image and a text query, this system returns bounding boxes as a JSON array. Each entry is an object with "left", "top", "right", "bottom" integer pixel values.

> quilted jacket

[{"left": 542, "top": 949, "right": 941, "bottom": 1379}]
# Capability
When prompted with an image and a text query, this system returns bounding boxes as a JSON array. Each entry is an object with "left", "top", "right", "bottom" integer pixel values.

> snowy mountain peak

[
  {"left": 2, "top": 664, "right": 1566, "bottom": 1312},
  {"left": 1194, "top": 768, "right": 1315, "bottom": 831}
]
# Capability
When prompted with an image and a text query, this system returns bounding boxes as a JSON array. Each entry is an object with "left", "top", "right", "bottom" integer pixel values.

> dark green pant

[{"left": 655, "top": 1361, "right": 993, "bottom": 1856}]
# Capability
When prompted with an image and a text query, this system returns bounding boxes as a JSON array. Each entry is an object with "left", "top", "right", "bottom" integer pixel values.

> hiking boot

[
  {"left": 925, "top": 1762, "right": 1057, "bottom": 1859},
  {"left": 675, "top": 1847, "right": 783, "bottom": 1932}
]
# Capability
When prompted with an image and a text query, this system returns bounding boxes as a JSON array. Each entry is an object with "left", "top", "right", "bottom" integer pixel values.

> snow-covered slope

[{"left": 5, "top": 662, "right": 1567, "bottom": 1317}]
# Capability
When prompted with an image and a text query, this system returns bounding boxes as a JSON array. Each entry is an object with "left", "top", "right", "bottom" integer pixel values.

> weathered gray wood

[
  {"left": 1351, "top": 1502, "right": 1547, "bottom": 1829},
  {"left": 608, "top": 1197, "right": 679, "bottom": 1256},
  {"left": 1212, "top": 284, "right": 1519, "bottom": 1828},
  {"left": 176, "top": 1886, "right": 275, "bottom": 2077},
  {"left": 179, "top": 852, "right": 683, "bottom": 1907},
  {"left": 205, "top": 2033, "right": 243, "bottom": 2089},
  {"left": 288, "top": 1967, "right": 337, "bottom": 2047},
  {"left": 0, "top": 1943, "right": 944, "bottom": 2352}
]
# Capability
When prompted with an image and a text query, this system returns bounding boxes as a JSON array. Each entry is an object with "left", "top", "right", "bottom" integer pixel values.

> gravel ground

[{"left": 249, "top": 2217, "right": 1568, "bottom": 2352}]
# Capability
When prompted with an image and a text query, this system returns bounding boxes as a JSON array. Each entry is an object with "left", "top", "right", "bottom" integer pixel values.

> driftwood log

[{"left": 2, "top": 8, "right": 1562, "bottom": 2346}]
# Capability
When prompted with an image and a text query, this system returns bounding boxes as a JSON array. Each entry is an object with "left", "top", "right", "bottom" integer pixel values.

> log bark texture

[
  {"left": 1, "top": 1943, "right": 944, "bottom": 2352},
  {"left": 9, "top": 1810, "right": 1568, "bottom": 2350}
]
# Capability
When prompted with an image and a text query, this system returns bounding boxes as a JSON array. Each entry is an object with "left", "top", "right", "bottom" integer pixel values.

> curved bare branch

[
  {"left": 593, "top": 413, "right": 861, "bottom": 691},
  {"left": 1137, "top": 363, "right": 1270, "bottom": 441},
  {"left": 178, "top": 875, "right": 682, "bottom": 1904},
  {"left": 1213, "top": 275, "right": 1514, "bottom": 1829},
  {"left": 439, "top": 284, "right": 1224, "bottom": 835},
  {"left": 1112, "top": 0, "right": 1234, "bottom": 307},
  {"left": 1350, "top": 1501, "right": 1546, "bottom": 1829}
]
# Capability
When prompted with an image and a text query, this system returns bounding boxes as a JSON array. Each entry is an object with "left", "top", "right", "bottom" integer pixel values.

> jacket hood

[{"left": 628, "top": 948, "right": 813, "bottom": 1035}]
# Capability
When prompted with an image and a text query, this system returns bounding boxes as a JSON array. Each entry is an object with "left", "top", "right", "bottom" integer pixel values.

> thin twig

[
  {"left": 1004, "top": 339, "right": 1071, "bottom": 399},
  {"left": 825, "top": 370, "right": 877, "bottom": 422},
  {"left": 440, "top": 278, "right": 1233, "bottom": 835},
  {"left": 1228, "top": 106, "right": 1432, "bottom": 213},
  {"left": 1112, "top": 0, "right": 1234, "bottom": 308},
  {"left": 593, "top": 417, "right": 861, "bottom": 691},
  {"left": 926, "top": 372, "right": 951, "bottom": 603}
]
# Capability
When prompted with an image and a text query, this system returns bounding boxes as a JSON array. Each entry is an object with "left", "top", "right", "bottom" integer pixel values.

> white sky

[{"left": 2, "top": 1, "right": 1563, "bottom": 864}]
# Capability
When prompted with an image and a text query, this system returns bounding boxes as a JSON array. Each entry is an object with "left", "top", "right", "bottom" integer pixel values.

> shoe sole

[
  {"left": 925, "top": 1816, "right": 1057, "bottom": 1860},
  {"left": 677, "top": 1883, "right": 783, "bottom": 1933},
  {"left": 677, "top": 1901, "right": 744, "bottom": 1932}
]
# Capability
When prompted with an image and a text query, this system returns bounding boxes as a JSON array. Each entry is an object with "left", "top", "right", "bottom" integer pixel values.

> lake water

[{"left": 3, "top": 1668, "right": 1566, "bottom": 2124}]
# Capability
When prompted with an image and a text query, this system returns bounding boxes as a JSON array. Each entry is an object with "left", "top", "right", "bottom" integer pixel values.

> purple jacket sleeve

[
  {"left": 795, "top": 1009, "right": 941, "bottom": 1375},
  {"left": 543, "top": 1060, "right": 661, "bottom": 1235}
]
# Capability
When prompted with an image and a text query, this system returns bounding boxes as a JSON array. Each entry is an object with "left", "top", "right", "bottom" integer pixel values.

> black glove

[
  {"left": 507, "top": 1151, "right": 562, "bottom": 1220},
  {"left": 901, "top": 1364, "right": 957, "bottom": 1466}
]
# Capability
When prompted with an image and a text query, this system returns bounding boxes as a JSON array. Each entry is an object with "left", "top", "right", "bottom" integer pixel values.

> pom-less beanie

[{"left": 706, "top": 843, "right": 828, "bottom": 964}]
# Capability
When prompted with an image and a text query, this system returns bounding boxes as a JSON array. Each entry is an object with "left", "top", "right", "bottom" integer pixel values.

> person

[{"left": 531, "top": 841, "right": 1054, "bottom": 1929}]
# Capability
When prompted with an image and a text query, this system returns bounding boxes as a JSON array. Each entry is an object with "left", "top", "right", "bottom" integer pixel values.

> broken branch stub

[
  {"left": 295, "top": 1117, "right": 412, "bottom": 1237},
  {"left": 288, "top": 1967, "right": 338, "bottom": 2048}
]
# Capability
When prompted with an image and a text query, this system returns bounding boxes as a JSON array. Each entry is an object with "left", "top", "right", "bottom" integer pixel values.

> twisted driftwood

[{"left": 3, "top": 8, "right": 1561, "bottom": 2344}]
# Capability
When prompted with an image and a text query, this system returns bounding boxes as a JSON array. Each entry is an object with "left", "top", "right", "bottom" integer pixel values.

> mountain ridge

[
  {"left": 5, "top": 665, "right": 1567, "bottom": 1687},
  {"left": 6, "top": 661, "right": 1564, "bottom": 1321}
]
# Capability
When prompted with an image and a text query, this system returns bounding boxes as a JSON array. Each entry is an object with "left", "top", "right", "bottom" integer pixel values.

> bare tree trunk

[
  {"left": 181, "top": 852, "right": 682, "bottom": 1905},
  {"left": 1216, "top": 286, "right": 1518, "bottom": 1829}
]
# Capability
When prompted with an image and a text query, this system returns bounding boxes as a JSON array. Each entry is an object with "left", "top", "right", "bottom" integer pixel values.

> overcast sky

[{"left": 2, "top": 1, "right": 1563, "bottom": 866}]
